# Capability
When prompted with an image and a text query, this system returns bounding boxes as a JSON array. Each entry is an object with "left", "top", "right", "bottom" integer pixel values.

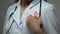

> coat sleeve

[
  {"left": 3, "top": 4, "right": 16, "bottom": 34},
  {"left": 3, "top": 7, "right": 11, "bottom": 34},
  {"left": 44, "top": 5, "right": 58, "bottom": 34}
]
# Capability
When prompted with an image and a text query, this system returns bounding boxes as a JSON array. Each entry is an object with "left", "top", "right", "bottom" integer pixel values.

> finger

[
  {"left": 27, "top": 15, "right": 32, "bottom": 18},
  {"left": 34, "top": 16, "right": 40, "bottom": 20},
  {"left": 26, "top": 19, "right": 28, "bottom": 24},
  {"left": 34, "top": 15, "right": 39, "bottom": 18},
  {"left": 26, "top": 20, "right": 30, "bottom": 26},
  {"left": 27, "top": 15, "right": 33, "bottom": 19},
  {"left": 36, "top": 17, "right": 41, "bottom": 23}
]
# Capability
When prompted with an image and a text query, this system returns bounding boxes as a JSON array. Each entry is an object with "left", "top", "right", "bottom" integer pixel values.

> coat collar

[{"left": 16, "top": 0, "right": 44, "bottom": 9}]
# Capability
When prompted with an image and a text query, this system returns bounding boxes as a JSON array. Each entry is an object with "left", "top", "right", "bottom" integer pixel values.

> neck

[{"left": 20, "top": 0, "right": 33, "bottom": 7}]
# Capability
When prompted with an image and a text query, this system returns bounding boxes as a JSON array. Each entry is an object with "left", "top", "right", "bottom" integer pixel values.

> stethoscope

[{"left": 6, "top": 0, "right": 43, "bottom": 34}]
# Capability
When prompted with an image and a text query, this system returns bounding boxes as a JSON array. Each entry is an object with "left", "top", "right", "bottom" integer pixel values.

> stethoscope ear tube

[
  {"left": 39, "top": 0, "right": 42, "bottom": 17},
  {"left": 39, "top": 0, "right": 43, "bottom": 28}
]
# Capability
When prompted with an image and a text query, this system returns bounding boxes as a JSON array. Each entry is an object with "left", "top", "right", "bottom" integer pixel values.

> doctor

[{"left": 3, "top": 0, "right": 58, "bottom": 34}]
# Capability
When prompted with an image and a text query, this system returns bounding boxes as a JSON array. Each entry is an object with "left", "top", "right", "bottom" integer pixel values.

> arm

[
  {"left": 3, "top": 4, "right": 16, "bottom": 34},
  {"left": 3, "top": 8, "right": 10, "bottom": 34},
  {"left": 34, "top": 28, "right": 44, "bottom": 34},
  {"left": 45, "top": 5, "right": 58, "bottom": 34}
]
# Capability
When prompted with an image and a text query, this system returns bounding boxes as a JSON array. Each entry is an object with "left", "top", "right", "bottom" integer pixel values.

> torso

[
  {"left": 20, "top": 4, "right": 30, "bottom": 20},
  {"left": 20, "top": 5, "right": 27, "bottom": 20}
]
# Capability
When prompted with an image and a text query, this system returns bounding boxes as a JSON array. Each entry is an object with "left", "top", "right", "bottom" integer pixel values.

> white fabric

[{"left": 3, "top": 0, "right": 58, "bottom": 34}]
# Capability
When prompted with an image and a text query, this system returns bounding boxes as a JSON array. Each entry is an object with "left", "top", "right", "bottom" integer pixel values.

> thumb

[{"left": 34, "top": 11, "right": 39, "bottom": 17}]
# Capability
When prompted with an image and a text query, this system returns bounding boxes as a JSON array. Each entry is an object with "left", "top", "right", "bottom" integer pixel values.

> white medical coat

[{"left": 3, "top": 0, "right": 58, "bottom": 34}]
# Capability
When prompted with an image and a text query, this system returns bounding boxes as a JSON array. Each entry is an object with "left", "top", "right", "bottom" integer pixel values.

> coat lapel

[
  {"left": 20, "top": 0, "right": 40, "bottom": 21},
  {"left": 12, "top": 0, "right": 41, "bottom": 26},
  {"left": 12, "top": 1, "right": 20, "bottom": 26}
]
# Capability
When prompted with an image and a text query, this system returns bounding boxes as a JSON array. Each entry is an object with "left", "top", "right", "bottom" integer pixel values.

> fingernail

[{"left": 34, "top": 11, "right": 38, "bottom": 17}]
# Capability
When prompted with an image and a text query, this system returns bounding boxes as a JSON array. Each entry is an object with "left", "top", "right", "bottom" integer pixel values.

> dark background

[{"left": 0, "top": 0, "right": 60, "bottom": 34}]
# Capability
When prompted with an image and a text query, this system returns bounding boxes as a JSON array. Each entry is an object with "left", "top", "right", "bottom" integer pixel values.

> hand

[{"left": 26, "top": 15, "right": 44, "bottom": 34}]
